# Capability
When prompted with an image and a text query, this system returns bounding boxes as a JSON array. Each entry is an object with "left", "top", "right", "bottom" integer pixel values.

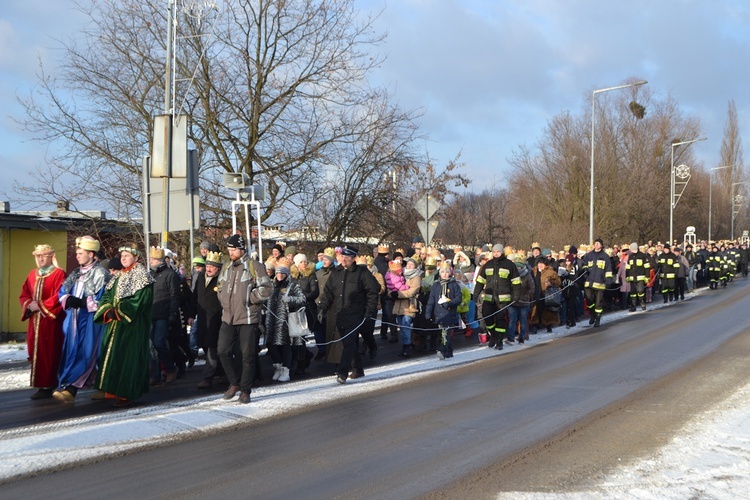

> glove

[
  {"left": 390, "top": 291, "right": 399, "bottom": 299},
  {"left": 438, "top": 296, "right": 448, "bottom": 305},
  {"left": 317, "top": 311, "right": 324, "bottom": 323},
  {"left": 65, "top": 296, "right": 83, "bottom": 309}
]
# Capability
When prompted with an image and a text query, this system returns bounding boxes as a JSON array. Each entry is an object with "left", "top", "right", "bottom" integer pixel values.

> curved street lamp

[
  {"left": 670, "top": 137, "right": 706, "bottom": 245},
  {"left": 590, "top": 80, "right": 647, "bottom": 244}
]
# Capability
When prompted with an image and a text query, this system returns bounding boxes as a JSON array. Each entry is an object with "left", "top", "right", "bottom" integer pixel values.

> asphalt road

[{"left": 2, "top": 279, "right": 749, "bottom": 499}]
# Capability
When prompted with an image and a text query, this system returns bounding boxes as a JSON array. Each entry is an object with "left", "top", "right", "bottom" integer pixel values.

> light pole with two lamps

[
  {"left": 670, "top": 137, "right": 707, "bottom": 245},
  {"left": 589, "top": 80, "right": 647, "bottom": 245},
  {"left": 709, "top": 164, "right": 733, "bottom": 242}
]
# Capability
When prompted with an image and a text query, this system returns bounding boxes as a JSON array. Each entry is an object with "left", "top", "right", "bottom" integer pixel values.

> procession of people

[{"left": 17, "top": 232, "right": 748, "bottom": 407}]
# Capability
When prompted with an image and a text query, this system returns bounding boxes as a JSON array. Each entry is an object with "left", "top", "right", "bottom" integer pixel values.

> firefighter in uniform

[
  {"left": 581, "top": 238, "right": 613, "bottom": 327},
  {"left": 657, "top": 244, "right": 679, "bottom": 302},
  {"left": 625, "top": 242, "right": 650, "bottom": 312},
  {"left": 706, "top": 245, "right": 723, "bottom": 289},
  {"left": 473, "top": 244, "right": 521, "bottom": 350}
]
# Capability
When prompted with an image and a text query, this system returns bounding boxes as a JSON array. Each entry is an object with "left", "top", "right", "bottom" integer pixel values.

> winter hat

[
  {"left": 284, "top": 245, "right": 297, "bottom": 257},
  {"left": 199, "top": 241, "right": 211, "bottom": 250},
  {"left": 403, "top": 257, "right": 418, "bottom": 268},
  {"left": 663, "top": 243, "right": 671, "bottom": 250},
  {"left": 569, "top": 245, "right": 578, "bottom": 255},
  {"left": 192, "top": 257, "right": 206, "bottom": 266},
  {"left": 594, "top": 238, "right": 604, "bottom": 247},
  {"left": 341, "top": 245, "right": 359, "bottom": 256},
  {"left": 630, "top": 242, "right": 638, "bottom": 253},
  {"left": 393, "top": 251, "right": 404, "bottom": 260},
  {"left": 293, "top": 253, "right": 307, "bottom": 267},
  {"left": 272, "top": 243, "right": 284, "bottom": 254},
  {"left": 275, "top": 263, "right": 290, "bottom": 276},
  {"left": 226, "top": 234, "right": 246, "bottom": 249},
  {"left": 492, "top": 243, "right": 504, "bottom": 253}
]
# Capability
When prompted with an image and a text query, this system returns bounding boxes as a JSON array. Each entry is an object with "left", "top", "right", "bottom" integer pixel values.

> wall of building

[{"left": 1, "top": 229, "right": 68, "bottom": 339}]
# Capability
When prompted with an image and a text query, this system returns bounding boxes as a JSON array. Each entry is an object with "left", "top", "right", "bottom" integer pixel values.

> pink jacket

[{"left": 385, "top": 271, "right": 409, "bottom": 292}]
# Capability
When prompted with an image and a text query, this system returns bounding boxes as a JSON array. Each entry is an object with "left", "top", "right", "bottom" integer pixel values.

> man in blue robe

[{"left": 53, "top": 236, "right": 110, "bottom": 403}]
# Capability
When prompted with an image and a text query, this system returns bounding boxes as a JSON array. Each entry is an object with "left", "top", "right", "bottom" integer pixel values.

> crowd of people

[{"left": 18, "top": 233, "right": 749, "bottom": 407}]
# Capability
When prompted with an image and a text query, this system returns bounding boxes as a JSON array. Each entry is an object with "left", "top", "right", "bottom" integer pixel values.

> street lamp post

[
  {"left": 670, "top": 137, "right": 707, "bottom": 245},
  {"left": 731, "top": 181, "right": 747, "bottom": 240},
  {"left": 709, "top": 165, "right": 733, "bottom": 242},
  {"left": 590, "top": 80, "right": 647, "bottom": 244}
]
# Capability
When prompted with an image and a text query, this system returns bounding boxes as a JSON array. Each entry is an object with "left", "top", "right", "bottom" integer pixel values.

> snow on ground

[{"left": 2, "top": 291, "right": 749, "bottom": 497}]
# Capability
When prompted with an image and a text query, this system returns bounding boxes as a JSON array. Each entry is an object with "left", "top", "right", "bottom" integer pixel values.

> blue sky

[{"left": 2, "top": 0, "right": 750, "bottom": 205}]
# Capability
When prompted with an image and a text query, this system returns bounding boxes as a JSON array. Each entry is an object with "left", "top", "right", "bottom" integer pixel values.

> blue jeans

[
  {"left": 397, "top": 315, "right": 413, "bottom": 345},
  {"left": 507, "top": 305, "right": 529, "bottom": 341},
  {"left": 150, "top": 319, "right": 176, "bottom": 380}
]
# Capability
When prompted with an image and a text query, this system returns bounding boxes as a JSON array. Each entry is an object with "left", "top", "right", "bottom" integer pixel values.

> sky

[
  {"left": 2, "top": 0, "right": 750, "bottom": 206},
  {"left": 2, "top": 293, "right": 750, "bottom": 496}
]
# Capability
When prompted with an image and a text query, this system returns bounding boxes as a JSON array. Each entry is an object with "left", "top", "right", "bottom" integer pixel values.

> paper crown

[
  {"left": 150, "top": 246, "right": 165, "bottom": 260},
  {"left": 32, "top": 244, "right": 55, "bottom": 256},
  {"left": 377, "top": 245, "right": 389, "bottom": 254},
  {"left": 205, "top": 251, "right": 222, "bottom": 266}
]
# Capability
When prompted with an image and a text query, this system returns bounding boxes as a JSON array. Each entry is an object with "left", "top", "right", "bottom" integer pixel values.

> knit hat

[
  {"left": 594, "top": 238, "right": 604, "bottom": 247},
  {"left": 293, "top": 253, "right": 307, "bottom": 267},
  {"left": 284, "top": 245, "right": 297, "bottom": 257},
  {"left": 200, "top": 241, "right": 211, "bottom": 250},
  {"left": 272, "top": 244, "right": 284, "bottom": 254},
  {"left": 341, "top": 245, "right": 358, "bottom": 256},
  {"left": 492, "top": 243, "right": 504, "bottom": 253},
  {"left": 275, "top": 263, "right": 290, "bottom": 276},
  {"left": 630, "top": 242, "right": 638, "bottom": 253},
  {"left": 226, "top": 234, "right": 246, "bottom": 249},
  {"left": 192, "top": 257, "right": 206, "bottom": 266}
]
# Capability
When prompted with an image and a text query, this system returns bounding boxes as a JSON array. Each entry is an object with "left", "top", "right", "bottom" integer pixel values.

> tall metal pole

[
  {"left": 589, "top": 80, "right": 647, "bottom": 245},
  {"left": 161, "top": 0, "right": 175, "bottom": 249}
]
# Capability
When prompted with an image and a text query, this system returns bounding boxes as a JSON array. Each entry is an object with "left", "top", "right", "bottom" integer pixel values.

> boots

[
  {"left": 398, "top": 345, "right": 410, "bottom": 358},
  {"left": 272, "top": 363, "right": 282, "bottom": 381},
  {"left": 487, "top": 332, "right": 497, "bottom": 348},
  {"left": 589, "top": 312, "right": 596, "bottom": 325},
  {"left": 277, "top": 366, "right": 290, "bottom": 382},
  {"left": 593, "top": 312, "right": 601, "bottom": 327},
  {"left": 629, "top": 299, "right": 636, "bottom": 312}
]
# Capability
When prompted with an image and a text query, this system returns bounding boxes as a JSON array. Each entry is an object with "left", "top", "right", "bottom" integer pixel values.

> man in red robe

[{"left": 19, "top": 244, "right": 67, "bottom": 399}]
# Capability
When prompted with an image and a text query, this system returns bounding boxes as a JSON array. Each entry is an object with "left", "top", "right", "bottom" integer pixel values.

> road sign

[
  {"left": 418, "top": 219, "right": 439, "bottom": 247},
  {"left": 414, "top": 194, "right": 439, "bottom": 220}
]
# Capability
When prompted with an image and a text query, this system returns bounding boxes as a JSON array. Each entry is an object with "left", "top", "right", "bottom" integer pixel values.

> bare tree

[{"left": 12, "top": 0, "right": 422, "bottom": 236}]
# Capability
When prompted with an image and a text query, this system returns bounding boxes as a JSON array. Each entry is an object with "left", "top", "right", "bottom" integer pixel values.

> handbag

[
  {"left": 285, "top": 287, "right": 309, "bottom": 338},
  {"left": 544, "top": 285, "right": 561, "bottom": 312}
]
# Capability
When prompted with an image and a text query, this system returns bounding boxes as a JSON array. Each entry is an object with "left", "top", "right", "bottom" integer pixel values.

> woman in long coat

[
  {"left": 265, "top": 262, "right": 306, "bottom": 382},
  {"left": 529, "top": 258, "right": 561, "bottom": 334}
]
